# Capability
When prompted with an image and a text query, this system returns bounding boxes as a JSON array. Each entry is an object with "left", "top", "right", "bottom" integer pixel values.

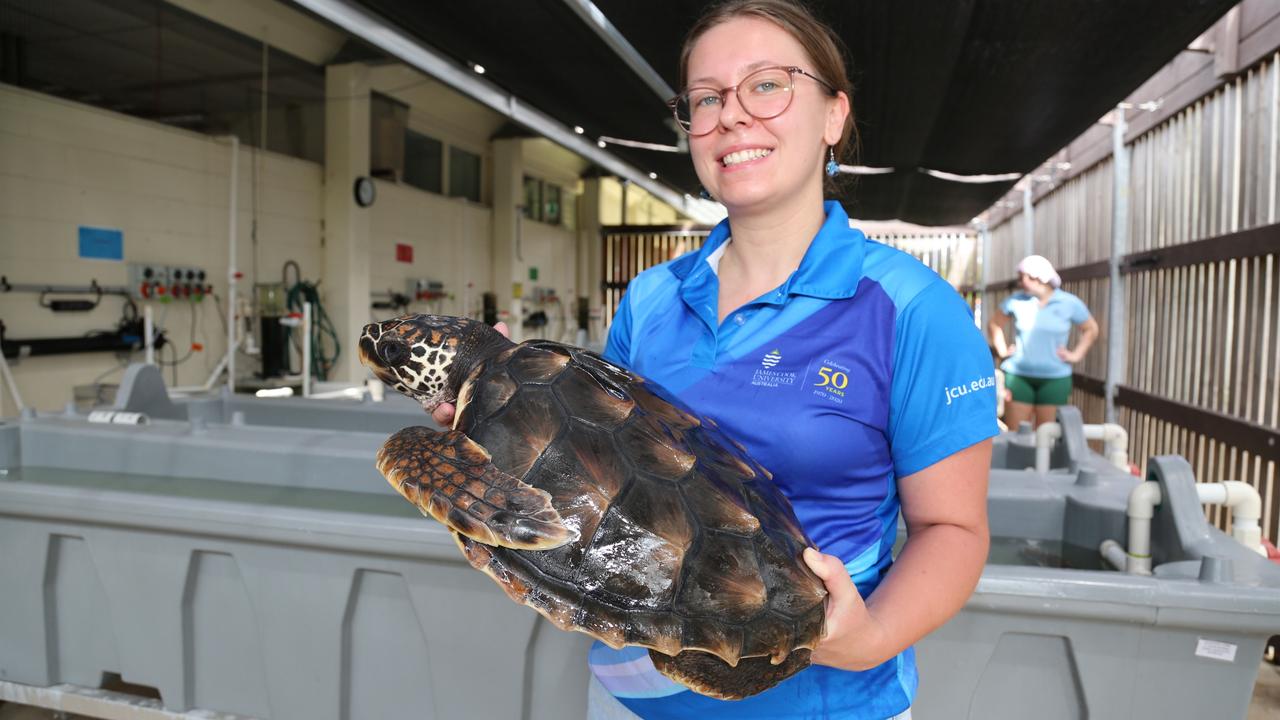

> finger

[
  {"left": 803, "top": 548, "right": 855, "bottom": 612},
  {"left": 432, "top": 402, "right": 456, "bottom": 426},
  {"left": 494, "top": 321, "right": 511, "bottom": 338}
]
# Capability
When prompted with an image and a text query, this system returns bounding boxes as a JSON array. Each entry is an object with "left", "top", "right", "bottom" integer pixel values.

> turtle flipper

[{"left": 377, "top": 426, "right": 576, "bottom": 550}]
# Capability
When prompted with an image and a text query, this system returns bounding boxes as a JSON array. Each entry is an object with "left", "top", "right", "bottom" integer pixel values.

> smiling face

[{"left": 684, "top": 17, "right": 849, "bottom": 214}]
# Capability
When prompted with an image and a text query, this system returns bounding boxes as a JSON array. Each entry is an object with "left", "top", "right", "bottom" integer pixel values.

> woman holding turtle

[
  {"left": 427, "top": 1, "right": 996, "bottom": 716},
  {"left": 591, "top": 1, "right": 996, "bottom": 717}
]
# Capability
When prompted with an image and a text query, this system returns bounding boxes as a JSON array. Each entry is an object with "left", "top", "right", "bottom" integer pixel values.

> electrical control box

[
  {"left": 168, "top": 266, "right": 210, "bottom": 301},
  {"left": 128, "top": 263, "right": 211, "bottom": 301},
  {"left": 406, "top": 278, "right": 446, "bottom": 302}
]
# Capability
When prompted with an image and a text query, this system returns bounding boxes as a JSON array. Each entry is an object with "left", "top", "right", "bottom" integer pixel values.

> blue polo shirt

[
  {"left": 589, "top": 202, "right": 998, "bottom": 719},
  {"left": 999, "top": 290, "right": 1092, "bottom": 379}
]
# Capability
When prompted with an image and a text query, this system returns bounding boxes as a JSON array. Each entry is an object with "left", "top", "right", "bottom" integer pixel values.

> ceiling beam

[{"left": 561, "top": 0, "right": 675, "bottom": 103}]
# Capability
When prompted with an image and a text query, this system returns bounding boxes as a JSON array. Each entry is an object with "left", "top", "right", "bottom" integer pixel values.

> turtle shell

[{"left": 451, "top": 340, "right": 827, "bottom": 672}]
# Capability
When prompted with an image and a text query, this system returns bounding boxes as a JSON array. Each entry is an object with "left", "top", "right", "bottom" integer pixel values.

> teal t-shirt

[{"left": 999, "top": 290, "right": 1091, "bottom": 379}]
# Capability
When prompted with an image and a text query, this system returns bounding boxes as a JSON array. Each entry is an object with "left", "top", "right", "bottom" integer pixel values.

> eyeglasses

[{"left": 668, "top": 65, "right": 837, "bottom": 137}]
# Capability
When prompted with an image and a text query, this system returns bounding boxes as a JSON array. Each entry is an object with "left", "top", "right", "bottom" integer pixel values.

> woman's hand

[
  {"left": 999, "top": 342, "right": 1016, "bottom": 360},
  {"left": 430, "top": 321, "right": 510, "bottom": 426},
  {"left": 1056, "top": 346, "right": 1082, "bottom": 363},
  {"left": 802, "top": 547, "right": 890, "bottom": 672}
]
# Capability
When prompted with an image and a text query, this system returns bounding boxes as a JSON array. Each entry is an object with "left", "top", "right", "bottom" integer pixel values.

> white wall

[
  {"left": 369, "top": 180, "right": 493, "bottom": 320},
  {"left": 0, "top": 84, "right": 323, "bottom": 414},
  {"left": 516, "top": 216, "right": 579, "bottom": 343},
  {"left": 0, "top": 58, "right": 687, "bottom": 414}
]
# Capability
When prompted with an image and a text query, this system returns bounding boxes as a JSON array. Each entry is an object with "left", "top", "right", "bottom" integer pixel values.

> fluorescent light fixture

[
  {"left": 255, "top": 387, "right": 295, "bottom": 398},
  {"left": 837, "top": 164, "right": 894, "bottom": 175},
  {"left": 597, "top": 136, "right": 683, "bottom": 153},
  {"left": 921, "top": 168, "right": 1023, "bottom": 184}
]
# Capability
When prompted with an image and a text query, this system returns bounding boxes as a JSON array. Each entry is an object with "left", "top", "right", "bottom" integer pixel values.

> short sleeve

[
  {"left": 1069, "top": 294, "right": 1091, "bottom": 324},
  {"left": 998, "top": 294, "right": 1015, "bottom": 315},
  {"left": 602, "top": 290, "right": 634, "bottom": 368},
  {"left": 888, "top": 282, "right": 1000, "bottom": 477}
]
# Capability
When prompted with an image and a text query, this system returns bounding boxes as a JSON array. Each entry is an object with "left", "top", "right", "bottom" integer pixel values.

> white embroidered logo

[
  {"left": 944, "top": 375, "right": 996, "bottom": 406},
  {"left": 751, "top": 349, "right": 796, "bottom": 388}
]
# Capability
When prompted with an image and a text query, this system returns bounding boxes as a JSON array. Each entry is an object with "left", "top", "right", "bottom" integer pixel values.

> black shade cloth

[{"left": 353, "top": 0, "right": 1236, "bottom": 225}]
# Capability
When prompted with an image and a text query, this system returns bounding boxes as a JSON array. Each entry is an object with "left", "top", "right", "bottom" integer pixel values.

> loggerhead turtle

[{"left": 358, "top": 314, "right": 827, "bottom": 700}]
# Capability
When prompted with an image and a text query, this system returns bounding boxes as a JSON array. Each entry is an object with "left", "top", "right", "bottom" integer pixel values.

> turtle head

[{"left": 359, "top": 314, "right": 510, "bottom": 412}]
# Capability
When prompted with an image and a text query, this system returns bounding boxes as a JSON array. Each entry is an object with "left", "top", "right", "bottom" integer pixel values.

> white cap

[{"left": 1017, "top": 254, "right": 1061, "bottom": 288}]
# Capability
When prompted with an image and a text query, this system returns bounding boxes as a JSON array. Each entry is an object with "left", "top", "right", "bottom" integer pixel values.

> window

[
  {"left": 523, "top": 176, "right": 542, "bottom": 220},
  {"left": 522, "top": 176, "right": 566, "bottom": 225},
  {"left": 404, "top": 130, "right": 443, "bottom": 194},
  {"left": 544, "top": 184, "right": 561, "bottom": 225},
  {"left": 449, "top": 146, "right": 482, "bottom": 203}
]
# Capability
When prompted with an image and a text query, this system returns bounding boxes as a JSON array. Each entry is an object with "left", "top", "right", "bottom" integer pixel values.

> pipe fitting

[
  {"left": 1099, "top": 539, "right": 1127, "bottom": 571},
  {"left": 1127, "top": 480, "right": 1162, "bottom": 521},
  {"left": 1125, "top": 481, "right": 1162, "bottom": 575},
  {"left": 1034, "top": 421, "right": 1063, "bottom": 473},
  {"left": 1197, "top": 481, "right": 1265, "bottom": 556},
  {"left": 1082, "top": 422, "right": 1130, "bottom": 470}
]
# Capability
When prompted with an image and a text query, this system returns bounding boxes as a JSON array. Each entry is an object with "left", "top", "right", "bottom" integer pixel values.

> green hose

[{"left": 285, "top": 281, "right": 340, "bottom": 381}]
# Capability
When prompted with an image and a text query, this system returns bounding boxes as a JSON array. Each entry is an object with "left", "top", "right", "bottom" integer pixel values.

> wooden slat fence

[
  {"left": 601, "top": 225, "right": 981, "bottom": 322},
  {"left": 989, "top": 51, "right": 1280, "bottom": 543}
]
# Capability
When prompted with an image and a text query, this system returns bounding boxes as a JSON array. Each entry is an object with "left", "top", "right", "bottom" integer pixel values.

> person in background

[{"left": 988, "top": 254, "right": 1099, "bottom": 429}]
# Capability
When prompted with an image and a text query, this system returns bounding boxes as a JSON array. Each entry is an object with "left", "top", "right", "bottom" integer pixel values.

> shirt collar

[{"left": 669, "top": 201, "right": 867, "bottom": 300}]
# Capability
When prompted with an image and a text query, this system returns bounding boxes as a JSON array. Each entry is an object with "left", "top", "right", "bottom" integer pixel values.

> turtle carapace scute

[{"left": 359, "top": 314, "right": 827, "bottom": 700}]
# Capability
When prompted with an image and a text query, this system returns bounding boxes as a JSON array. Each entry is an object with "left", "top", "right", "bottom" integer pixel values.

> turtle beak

[{"left": 358, "top": 335, "right": 378, "bottom": 369}]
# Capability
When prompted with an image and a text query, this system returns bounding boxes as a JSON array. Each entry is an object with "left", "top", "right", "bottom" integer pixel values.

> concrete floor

[
  {"left": 2, "top": 662, "right": 1279, "bottom": 718},
  {"left": 1250, "top": 660, "right": 1280, "bottom": 720}
]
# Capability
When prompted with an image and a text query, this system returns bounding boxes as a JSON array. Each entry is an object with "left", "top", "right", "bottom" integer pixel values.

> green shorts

[{"left": 1005, "top": 372, "right": 1072, "bottom": 406}]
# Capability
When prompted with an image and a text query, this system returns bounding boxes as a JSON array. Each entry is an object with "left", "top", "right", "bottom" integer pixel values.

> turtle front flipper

[{"left": 377, "top": 426, "right": 575, "bottom": 550}]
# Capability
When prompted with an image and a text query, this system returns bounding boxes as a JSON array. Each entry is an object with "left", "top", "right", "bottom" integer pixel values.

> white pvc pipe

[
  {"left": 0, "top": 351, "right": 25, "bottom": 414},
  {"left": 226, "top": 135, "right": 239, "bottom": 395},
  {"left": 144, "top": 305, "right": 155, "bottom": 366},
  {"left": 302, "top": 302, "right": 312, "bottom": 398},
  {"left": 1099, "top": 539, "right": 1127, "bottom": 571},
  {"left": 1082, "top": 423, "right": 1129, "bottom": 470},
  {"left": 1196, "top": 481, "right": 1266, "bottom": 556},
  {"left": 1125, "top": 480, "right": 1162, "bottom": 575},
  {"left": 1122, "top": 479, "right": 1267, "bottom": 575},
  {"left": 509, "top": 296, "right": 524, "bottom": 344},
  {"left": 1033, "top": 421, "right": 1062, "bottom": 473}
]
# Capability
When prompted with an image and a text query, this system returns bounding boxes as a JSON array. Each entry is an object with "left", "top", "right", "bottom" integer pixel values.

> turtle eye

[{"left": 379, "top": 341, "right": 409, "bottom": 366}]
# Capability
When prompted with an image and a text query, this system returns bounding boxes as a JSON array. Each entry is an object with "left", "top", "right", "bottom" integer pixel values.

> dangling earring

[
  {"left": 698, "top": 187, "right": 713, "bottom": 200},
  {"left": 825, "top": 147, "right": 839, "bottom": 177}
]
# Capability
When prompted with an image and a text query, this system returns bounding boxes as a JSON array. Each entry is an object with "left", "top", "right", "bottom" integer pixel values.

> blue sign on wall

[{"left": 78, "top": 226, "right": 124, "bottom": 261}]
